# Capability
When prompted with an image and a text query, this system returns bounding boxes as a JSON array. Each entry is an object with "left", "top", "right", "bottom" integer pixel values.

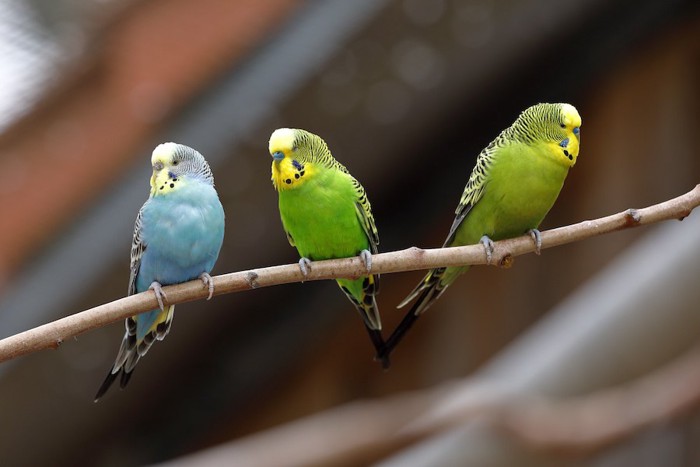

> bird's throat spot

[
  {"left": 159, "top": 177, "right": 179, "bottom": 192},
  {"left": 275, "top": 159, "right": 307, "bottom": 188}
]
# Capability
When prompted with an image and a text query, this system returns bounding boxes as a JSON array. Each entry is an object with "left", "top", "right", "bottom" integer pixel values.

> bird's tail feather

[
  {"left": 378, "top": 266, "right": 465, "bottom": 363},
  {"left": 338, "top": 275, "right": 381, "bottom": 330},
  {"left": 94, "top": 305, "right": 174, "bottom": 402},
  {"left": 378, "top": 287, "right": 433, "bottom": 363},
  {"left": 397, "top": 267, "right": 449, "bottom": 315},
  {"left": 337, "top": 275, "right": 388, "bottom": 365}
]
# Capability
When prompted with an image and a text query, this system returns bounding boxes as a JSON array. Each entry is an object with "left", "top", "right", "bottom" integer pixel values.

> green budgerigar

[
  {"left": 380, "top": 103, "right": 582, "bottom": 361},
  {"left": 268, "top": 128, "right": 388, "bottom": 367}
]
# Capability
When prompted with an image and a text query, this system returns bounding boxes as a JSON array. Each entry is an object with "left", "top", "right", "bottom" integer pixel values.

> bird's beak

[{"left": 271, "top": 151, "right": 285, "bottom": 161}]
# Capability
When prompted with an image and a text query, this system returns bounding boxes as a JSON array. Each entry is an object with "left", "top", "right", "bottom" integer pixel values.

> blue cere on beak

[{"left": 272, "top": 151, "right": 285, "bottom": 161}]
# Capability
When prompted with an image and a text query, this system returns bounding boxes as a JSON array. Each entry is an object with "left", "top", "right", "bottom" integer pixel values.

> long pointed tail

[
  {"left": 337, "top": 275, "right": 389, "bottom": 365},
  {"left": 397, "top": 267, "right": 449, "bottom": 314},
  {"left": 379, "top": 266, "right": 463, "bottom": 363},
  {"left": 377, "top": 287, "right": 431, "bottom": 364},
  {"left": 365, "top": 326, "right": 390, "bottom": 369},
  {"left": 94, "top": 306, "right": 174, "bottom": 402}
]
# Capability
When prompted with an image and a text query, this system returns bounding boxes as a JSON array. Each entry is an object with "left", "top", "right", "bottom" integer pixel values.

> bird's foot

[
  {"left": 528, "top": 229, "right": 542, "bottom": 255},
  {"left": 298, "top": 257, "right": 312, "bottom": 277},
  {"left": 480, "top": 235, "right": 495, "bottom": 265},
  {"left": 199, "top": 272, "right": 214, "bottom": 300},
  {"left": 149, "top": 281, "right": 166, "bottom": 311},
  {"left": 359, "top": 249, "right": 373, "bottom": 273}
]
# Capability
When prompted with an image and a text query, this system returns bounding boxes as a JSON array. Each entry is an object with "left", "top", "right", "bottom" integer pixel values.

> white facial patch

[
  {"left": 269, "top": 128, "right": 296, "bottom": 154},
  {"left": 559, "top": 104, "right": 581, "bottom": 127},
  {"left": 152, "top": 142, "right": 178, "bottom": 165}
]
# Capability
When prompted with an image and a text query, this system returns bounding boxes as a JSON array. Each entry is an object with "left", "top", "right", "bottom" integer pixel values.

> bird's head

[
  {"left": 268, "top": 128, "right": 324, "bottom": 190},
  {"left": 268, "top": 128, "right": 297, "bottom": 163},
  {"left": 149, "top": 142, "right": 214, "bottom": 196},
  {"left": 518, "top": 103, "right": 582, "bottom": 168}
]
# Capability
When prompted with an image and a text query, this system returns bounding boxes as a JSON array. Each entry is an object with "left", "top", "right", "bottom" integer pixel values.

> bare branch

[
  {"left": 494, "top": 343, "right": 700, "bottom": 456},
  {"left": 157, "top": 342, "right": 700, "bottom": 467},
  {"left": 0, "top": 185, "right": 697, "bottom": 364}
]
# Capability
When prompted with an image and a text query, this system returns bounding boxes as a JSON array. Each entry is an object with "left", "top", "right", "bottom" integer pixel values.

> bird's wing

[
  {"left": 283, "top": 228, "right": 296, "bottom": 247},
  {"left": 443, "top": 143, "right": 497, "bottom": 246},
  {"left": 128, "top": 205, "right": 147, "bottom": 296},
  {"left": 352, "top": 177, "right": 379, "bottom": 254}
]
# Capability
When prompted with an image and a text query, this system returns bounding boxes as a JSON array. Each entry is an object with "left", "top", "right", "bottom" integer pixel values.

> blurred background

[{"left": 0, "top": 0, "right": 698, "bottom": 465}]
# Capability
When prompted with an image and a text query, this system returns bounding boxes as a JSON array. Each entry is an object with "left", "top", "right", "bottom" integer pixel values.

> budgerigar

[
  {"left": 94, "top": 143, "right": 225, "bottom": 401},
  {"left": 268, "top": 128, "right": 388, "bottom": 367},
  {"left": 380, "top": 103, "right": 581, "bottom": 361}
]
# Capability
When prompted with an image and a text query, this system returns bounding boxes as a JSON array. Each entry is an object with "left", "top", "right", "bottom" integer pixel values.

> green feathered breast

[{"left": 278, "top": 168, "right": 372, "bottom": 261}]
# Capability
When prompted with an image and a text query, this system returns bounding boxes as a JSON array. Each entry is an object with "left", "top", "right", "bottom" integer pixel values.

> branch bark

[{"left": 0, "top": 184, "right": 697, "bottom": 363}]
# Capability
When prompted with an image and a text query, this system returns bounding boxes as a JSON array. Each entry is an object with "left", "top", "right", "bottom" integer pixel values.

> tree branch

[
  {"left": 494, "top": 342, "right": 700, "bottom": 456},
  {"left": 0, "top": 184, "right": 697, "bottom": 363},
  {"left": 158, "top": 342, "right": 700, "bottom": 467}
]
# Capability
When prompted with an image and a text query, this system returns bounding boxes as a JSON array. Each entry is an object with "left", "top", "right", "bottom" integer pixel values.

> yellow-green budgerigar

[
  {"left": 380, "top": 103, "right": 581, "bottom": 361},
  {"left": 268, "top": 128, "right": 388, "bottom": 367},
  {"left": 94, "top": 143, "right": 225, "bottom": 401}
]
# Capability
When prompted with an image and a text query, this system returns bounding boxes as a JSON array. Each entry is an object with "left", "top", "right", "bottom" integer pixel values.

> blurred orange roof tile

[{"left": 0, "top": 0, "right": 301, "bottom": 285}]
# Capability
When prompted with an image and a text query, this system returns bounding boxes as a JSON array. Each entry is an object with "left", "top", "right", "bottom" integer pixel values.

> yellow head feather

[
  {"left": 557, "top": 103, "right": 582, "bottom": 167},
  {"left": 268, "top": 128, "right": 318, "bottom": 191},
  {"left": 268, "top": 128, "right": 296, "bottom": 157},
  {"left": 520, "top": 103, "right": 581, "bottom": 168},
  {"left": 560, "top": 103, "right": 582, "bottom": 129},
  {"left": 149, "top": 142, "right": 192, "bottom": 196}
]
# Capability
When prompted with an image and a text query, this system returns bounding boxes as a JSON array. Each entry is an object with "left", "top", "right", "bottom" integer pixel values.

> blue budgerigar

[{"left": 94, "top": 143, "right": 225, "bottom": 401}]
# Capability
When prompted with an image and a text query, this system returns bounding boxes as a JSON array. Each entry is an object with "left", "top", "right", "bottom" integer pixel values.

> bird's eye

[
  {"left": 560, "top": 123, "right": 566, "bottom": 128},
  {"left": 172, "top": 160, "right": 179, "bottom": 166},
  {"left": 292, "top": 146, "right": 298, "bottom": 152}
]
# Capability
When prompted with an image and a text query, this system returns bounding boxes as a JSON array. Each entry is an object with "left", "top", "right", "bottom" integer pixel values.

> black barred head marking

[{"left": 151, "top": 142, "right": 215, "bottom": 196}]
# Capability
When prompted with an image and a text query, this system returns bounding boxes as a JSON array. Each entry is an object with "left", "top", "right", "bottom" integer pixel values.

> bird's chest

[
  {"left": 139, "top": 186, "right": 224, "bottom": 283},
  {"left": 481, "top": 149, "right": 568, "bottom": 237},
  {"left": 278, "top": 175, "right": 365, "bottom": 260}
]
